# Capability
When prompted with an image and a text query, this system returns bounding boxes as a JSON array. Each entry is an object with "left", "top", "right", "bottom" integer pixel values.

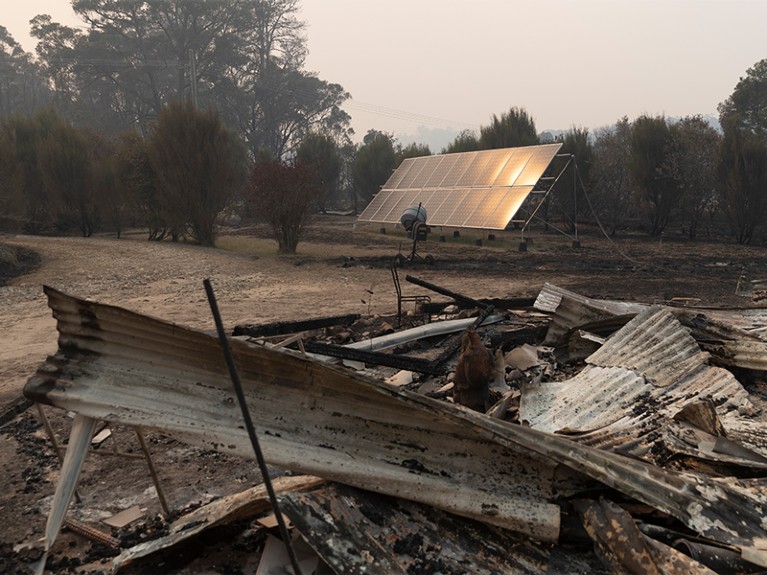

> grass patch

[
  {"left": 216, "top": 235, "right": 280, "bottom": 257},
  {"left": 0, "top": 244, "right": 19, "bottom": 268},
  {"left": 0, "top": 243, "right": 40, "bottom": 286}
]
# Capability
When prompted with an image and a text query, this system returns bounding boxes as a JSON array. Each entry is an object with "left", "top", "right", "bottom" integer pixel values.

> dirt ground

[{"left": 1, "top": 215, "right": 765, "bottom": 573}]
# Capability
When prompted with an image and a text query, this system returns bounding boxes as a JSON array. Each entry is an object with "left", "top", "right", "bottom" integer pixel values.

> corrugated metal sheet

[
  {"left": 26, "top": 287, "right": 767, "bottom": 567},
  {"left": 534, "top": 283, "right": 648, "bottom": 315},
  {"left": 587, "top": 308, "right": 711, "bottom": 386},
  {"left": 536, "top": 284, "right": 767, "bottom": 372},
  {"left": 280, "top": 482, "right": 561, "bottom": 575},
  {"left": 534, "top": 283, "right": 647, "bottom": 344},
  {"left": 676, "top": 311, "right": 767, "bottom": 373},
  {"left": 520, "top": 308, "right": 752, "bottom": 464},
  {"left": 521, "top": 366, "right": 647, "bottom": 433},
  {"left": 680, "top": 306, "right": 767, "bottom": 339},
  {"left": 28, "top": 287, "right": 561, "bottom": 541}
]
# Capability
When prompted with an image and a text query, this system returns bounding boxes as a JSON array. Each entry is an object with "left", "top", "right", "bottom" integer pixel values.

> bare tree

[
  {"left": 247, "top": 158, "right": 321, "bottom": 253},
  {"left": 663, "top": 116, "right": 721, "bottom": 239},
  {"left": 591, "top": 118, "right": 636, "bottom": 236}
]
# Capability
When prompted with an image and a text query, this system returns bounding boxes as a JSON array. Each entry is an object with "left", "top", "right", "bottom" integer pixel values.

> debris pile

[{"left": 15, "top": 279, "right": 767, "bottom": 574}]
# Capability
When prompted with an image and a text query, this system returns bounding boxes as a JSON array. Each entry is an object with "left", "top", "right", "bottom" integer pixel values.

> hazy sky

[{"left": 5, "top": 0, "right": 766, "bottom": 148}]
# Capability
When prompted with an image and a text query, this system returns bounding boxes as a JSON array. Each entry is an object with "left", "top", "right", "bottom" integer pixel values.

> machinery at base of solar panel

[{"left": 394, "top": 203, "right": 435, "bottom": 266}]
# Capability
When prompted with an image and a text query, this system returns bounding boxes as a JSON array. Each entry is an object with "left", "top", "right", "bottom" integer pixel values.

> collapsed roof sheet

[
  {"left": 357, "top": 144, "right": 562, "bottom": 230},
  {"left": 25, "top": 286, "right": 767, "bottom": 568},
  {"left": 520, "top": 308, "right": 751, "bottom": 450}
]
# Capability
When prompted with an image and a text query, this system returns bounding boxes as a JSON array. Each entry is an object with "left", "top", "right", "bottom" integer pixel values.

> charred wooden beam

[
  {"left": 422, "top": 296, "right": 537, "bottom": 314},
  {"left": 280, "top": 482, "right": 555, "bottom": 575},
  {"left": 429, "top": 333, "right": 463, "bottom": 370},
  {"left": 232, "top": 313, "right": 360, "bottom": 338},
  {"left": 301, "top": 341, "right": 448, "bottom": 375},
  {"left": 405, "top": 274, "right": 489, "bottom": 310}
]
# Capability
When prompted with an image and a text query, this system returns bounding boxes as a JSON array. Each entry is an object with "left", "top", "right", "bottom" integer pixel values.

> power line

[
  {"left": 343, "top": 99, "right": 479, "bottom": 131},
  {"left": 39, "top": 54, "right": 481, "bottom": 132}
]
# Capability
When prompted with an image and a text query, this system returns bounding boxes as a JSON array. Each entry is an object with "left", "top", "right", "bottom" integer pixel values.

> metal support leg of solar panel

[{"left": 516, "top": 153, "right": 581, "bottom": 251}]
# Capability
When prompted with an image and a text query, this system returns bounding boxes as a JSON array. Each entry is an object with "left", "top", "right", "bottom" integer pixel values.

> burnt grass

[
  {"left": 319, "top": 221, "right": 764, "bottom": 306},
  {"left": 1, "top": 219, "right": 766, "bottom": 572},
  {"left": 0, "top": 245, "right": 41, "bottom": 287}
]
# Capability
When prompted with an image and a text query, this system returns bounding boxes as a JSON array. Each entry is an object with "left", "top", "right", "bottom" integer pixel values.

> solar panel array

[{"left": 357, "top": 143, "right": 562, "bottom": 230}]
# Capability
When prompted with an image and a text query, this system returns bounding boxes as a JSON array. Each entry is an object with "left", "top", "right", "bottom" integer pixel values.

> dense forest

[{"left": 1, "top": 0, "right": 766, "bottom": 251}]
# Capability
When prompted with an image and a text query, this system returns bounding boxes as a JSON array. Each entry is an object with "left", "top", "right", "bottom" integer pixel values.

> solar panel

[
  {"left": 385, "top": 158, "right": 415, "bottom": 190},
  {"left": 462, "top": 186, "right": 510, "bottom": 228},
  {"left": 424, "top": 155, "right": 452, "bottom": 188},
  {"left": 357, "top": 143, "right": 562, "bottom": 230}
]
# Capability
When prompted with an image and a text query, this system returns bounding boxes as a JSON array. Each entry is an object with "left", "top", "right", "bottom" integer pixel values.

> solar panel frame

[
  {"left": 516, "top": 146, "right": 560, "bottom": 186},
  {"left": 357, "top": 143, "right": 562, "bottom": 230}
]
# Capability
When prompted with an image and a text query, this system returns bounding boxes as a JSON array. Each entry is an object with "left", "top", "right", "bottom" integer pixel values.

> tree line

[{"left": 1, "top": 1, "right": 766, "bottom": 249}]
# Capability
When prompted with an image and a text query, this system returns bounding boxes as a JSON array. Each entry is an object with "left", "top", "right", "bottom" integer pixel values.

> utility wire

[{"left": 576, "top": 163, "right": 665, "bottom": 271}]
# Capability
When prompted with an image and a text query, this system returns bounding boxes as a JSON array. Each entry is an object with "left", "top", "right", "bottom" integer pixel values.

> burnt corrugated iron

[
  {"left": 520, "top": 308, "right": 755, "bottom": 469},
  {"left": 523, "top": 309, "right": 750, "bottom": 430},
  {"left": 536, "top": 283, "right": 767, "bottom": 367},
  {"left": 587, "top": 308, "right": 713, "bottom": 386},
  {"left": 534, "top": 283, "right": 648, "bottom": 344},
  {"left": 521, "top": 366, "right": 647, "bottom": 433},
  {"left": 27, "top": 287, "right": 562, "bottom": 543},
  {"left": 534, "top": 283, "right": 648, "bottom": 316},
  {"left": 677, "top": 311, "right": 767, "bottom": 373},
  {"left": 25, "top": 287, "right": 767, "bottom": 568},
  {"left": 577, "top": 498, "right": 719, "bottom": 574}
]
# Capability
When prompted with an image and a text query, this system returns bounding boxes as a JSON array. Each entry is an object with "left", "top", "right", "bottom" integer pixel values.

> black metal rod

[
  {"left": 302, "top": 341, "right": 447, "bottom": 375},
  {"left": 203, "top": 279, "right": 303, "bottom": 575},
  {"left": 233, "top": 313, "right": 360, "bottom": 338},
  {"left": 405, "top": 274, "right": 488, "bottom": 310}
]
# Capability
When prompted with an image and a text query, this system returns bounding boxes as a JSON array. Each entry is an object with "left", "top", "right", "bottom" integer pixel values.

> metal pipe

[
  {"left": 520, "top": 154, "right": 573, "bottom": 240},
  {"left": 204, "top": 279, "right": 303, "bottom": 575},
  {"left": 135, "top": 428, "right": 171, "bottom": 517},
  {"left": 37, "top": 404, "right": 81, "bottom": 504},
  {"left": 404, "top": 274, "right": 488, "bottom": 309}
]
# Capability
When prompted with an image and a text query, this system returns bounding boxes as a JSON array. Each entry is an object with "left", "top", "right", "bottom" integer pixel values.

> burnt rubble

[{"left": 10, "top": 279, "right": 767, "bottom": 574}]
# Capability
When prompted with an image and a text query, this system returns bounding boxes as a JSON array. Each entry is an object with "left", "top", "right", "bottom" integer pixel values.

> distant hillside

[{"left": 539, "top": 113, "right": 721, "bottom": 143}]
